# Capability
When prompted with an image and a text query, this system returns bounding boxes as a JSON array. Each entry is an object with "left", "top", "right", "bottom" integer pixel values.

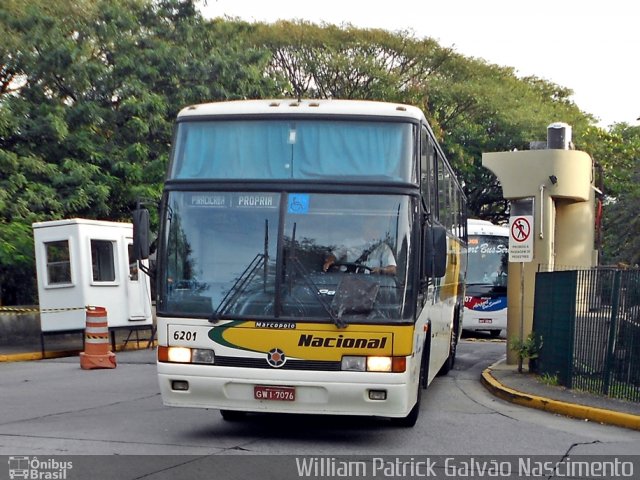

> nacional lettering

[{"left": 298, "top": 334, "right": 387, "bottom": 349}]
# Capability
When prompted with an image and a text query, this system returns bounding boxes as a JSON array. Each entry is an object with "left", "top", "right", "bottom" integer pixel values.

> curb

[
  {"left": 0, "top": 341, "right": 156, "bottom": 363},
  {"left": 0, "top": 349, "right": 80, "bottom": 363},
  {"left": 481, "top": 367, "right": 640, "bottom": 431}
]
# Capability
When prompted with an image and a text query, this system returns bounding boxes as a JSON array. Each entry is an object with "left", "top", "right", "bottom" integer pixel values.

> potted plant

[{"left": 509, "top": 332, "right": 543, "bottom": 373}]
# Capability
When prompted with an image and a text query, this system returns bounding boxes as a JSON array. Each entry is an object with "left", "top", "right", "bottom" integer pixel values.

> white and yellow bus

[{"left": 134, "top": 99, "right": 467, "bottom": 427}]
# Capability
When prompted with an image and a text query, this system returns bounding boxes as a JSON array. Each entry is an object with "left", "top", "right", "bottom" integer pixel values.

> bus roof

[
  {"left": 177, "top": 99, "right": 427, "bottom": 122},
  {"left": 467, "top": 218, "right": 509, "bottom": 237}
]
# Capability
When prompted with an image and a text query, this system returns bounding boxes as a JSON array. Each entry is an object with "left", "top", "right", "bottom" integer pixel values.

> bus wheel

[
  {"left": 220, "top": 410, "right": 246, "bottom": 421},
  {"left": 392, "top": 397, "right": 420, "bottom": 428},
  {"left": 438, "top": 330, "right": 457, "bottom": 376},
  {"left": 391, "top": 348, "right": 427, "bottom": 428}
]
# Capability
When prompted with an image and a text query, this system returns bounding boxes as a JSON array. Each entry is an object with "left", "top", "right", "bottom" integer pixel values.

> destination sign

[
  {"left": 234, "top": 194, "right": 279, "bottom": 208},
  {"left": 189, "top": 194, "right": 228, "bottom": 207},
  {"left": 187, "top": 193, "right": 279, "bottom": 209}
]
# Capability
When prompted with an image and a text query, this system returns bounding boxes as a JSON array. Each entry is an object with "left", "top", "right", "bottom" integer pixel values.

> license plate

[
  {"left": 479, "top": 319, "right": 493, "bottom": 324},
  {"left": 254, "top": 385, "right": 295, "bottom": 401}
]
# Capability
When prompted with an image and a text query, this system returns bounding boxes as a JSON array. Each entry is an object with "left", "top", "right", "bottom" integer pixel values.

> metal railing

[{"left": 534, "top": 268, "right": 640, "bottom": 402}]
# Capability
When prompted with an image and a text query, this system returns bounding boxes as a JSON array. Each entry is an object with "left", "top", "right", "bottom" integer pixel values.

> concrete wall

[{"left": 0, "top": 309, "right": 40, "bottom": 345}]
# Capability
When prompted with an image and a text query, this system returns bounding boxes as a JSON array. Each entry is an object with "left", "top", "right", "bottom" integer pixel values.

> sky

[{"left": 199, "top": 0, "right": 639, "bottom": 128}]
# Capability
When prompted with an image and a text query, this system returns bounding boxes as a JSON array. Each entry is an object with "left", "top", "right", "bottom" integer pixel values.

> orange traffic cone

[{"left": 80, "top": 306, "right": 117, "bottom": 369}]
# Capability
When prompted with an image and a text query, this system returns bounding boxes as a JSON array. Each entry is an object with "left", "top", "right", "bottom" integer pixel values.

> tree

[
  {"left": 1, "top": 11, "right": 636, "bottom": 303},
  {"left": 578, "top": 124, "right": 640, "bottom": 265},
  {"left": 248, "top": 20, "right": 594, "bottom": 225},
  {"left": 0, "top": 0, "right": 277, "bottom": 304}
]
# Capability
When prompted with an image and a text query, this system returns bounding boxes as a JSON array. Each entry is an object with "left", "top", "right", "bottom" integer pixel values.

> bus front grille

[{"left": 215, "top": 356, "right": 341, "bottom": 371}]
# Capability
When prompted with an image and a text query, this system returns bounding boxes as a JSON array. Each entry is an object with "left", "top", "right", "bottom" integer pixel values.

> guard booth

[{"left": 33, "top": 219, "right": 153, "bottom": 350}]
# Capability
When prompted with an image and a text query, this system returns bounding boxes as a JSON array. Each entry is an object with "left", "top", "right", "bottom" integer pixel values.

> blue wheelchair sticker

[{"left": 288, "top": 194, "right": 309, "bottom": 214}]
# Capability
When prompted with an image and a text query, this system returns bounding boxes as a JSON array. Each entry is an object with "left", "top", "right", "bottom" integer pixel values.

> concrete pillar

[{"left": 482, "top": 148, "right": 597, "bottom": 364}]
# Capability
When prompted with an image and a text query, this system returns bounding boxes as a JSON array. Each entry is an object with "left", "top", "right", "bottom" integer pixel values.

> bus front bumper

[{"left": 157, "top": 363, "right": 417, "bottom": 418}]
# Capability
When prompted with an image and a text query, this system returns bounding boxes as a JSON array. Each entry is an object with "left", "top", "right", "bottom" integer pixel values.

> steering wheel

[{"left": 330, "top": 261, "right": 373, "bottom": 274}]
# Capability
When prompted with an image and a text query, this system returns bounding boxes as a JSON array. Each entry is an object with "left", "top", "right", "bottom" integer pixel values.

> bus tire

[
  {"left": 438, "top": 329, "right": 457, "bottom": 376},
  {"left": 220, "top": 409, "right": 246, "bottom": 421},
  {"left": 391, "top": 343, "right": 428, "bottom": 428},
  {"left": 489, "top": 329, "right": 501, "bottom": 337}
]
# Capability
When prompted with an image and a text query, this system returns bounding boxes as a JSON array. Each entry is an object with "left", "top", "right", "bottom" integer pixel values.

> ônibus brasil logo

[{"left": 8, "top": 456, "right": 73, "bottom": 479}]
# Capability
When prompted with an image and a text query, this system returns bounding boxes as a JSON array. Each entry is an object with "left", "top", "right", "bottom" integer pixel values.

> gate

[{"left": 533, "top": 268, "right": 640, "bottom": 402}]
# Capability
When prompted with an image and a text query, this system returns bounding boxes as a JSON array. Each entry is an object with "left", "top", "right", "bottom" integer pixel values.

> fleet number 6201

[{"left": 173, "top": 330, "right": 197, "bottom": 341}]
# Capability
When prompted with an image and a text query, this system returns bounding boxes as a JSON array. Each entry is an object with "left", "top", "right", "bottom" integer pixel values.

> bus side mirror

[
  {"left": 132, "top": 208, "right": 150, "bottom": 261},
  {"left": 423, "top": 223, "right": 447, "bottom": 279}
]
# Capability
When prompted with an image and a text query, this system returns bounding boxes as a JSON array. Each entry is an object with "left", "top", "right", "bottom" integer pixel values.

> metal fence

[{"left": 533, "top": 268, "right": 640, "bottom": 402}]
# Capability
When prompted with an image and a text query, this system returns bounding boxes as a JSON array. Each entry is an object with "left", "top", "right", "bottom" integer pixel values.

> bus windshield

[
  {"left": 160, "top": 192, "right": 415, "bottom": 324},
  {"left": 169, "top": 120, "right": 415, "bottom": 182},
  {"left": 466, "top": 234, "right": 509, "bottom": 287}
]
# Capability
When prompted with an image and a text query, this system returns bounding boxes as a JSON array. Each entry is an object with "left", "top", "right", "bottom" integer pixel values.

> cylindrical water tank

[{"left": 547, "top": 122, "right": 572, "bottom": 149}]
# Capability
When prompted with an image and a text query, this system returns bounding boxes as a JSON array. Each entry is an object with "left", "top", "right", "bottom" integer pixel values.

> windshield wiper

[
  {"left": 210, "top": 220, "right": 270, "bottom": 323},
  {"left": 209, "top": 253, "right": 266, "bottom": 323},
  {"left": 287, "top": 223, "right": 344, "bottom": 327}
]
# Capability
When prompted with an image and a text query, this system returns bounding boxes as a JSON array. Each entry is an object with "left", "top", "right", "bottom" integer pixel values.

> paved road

[{"left": 1, "top": 340, "right": 638, "bottom": 479}]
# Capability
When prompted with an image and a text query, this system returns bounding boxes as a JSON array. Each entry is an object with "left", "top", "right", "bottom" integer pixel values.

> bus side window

[
  {"left": 436, "top": 155, "right": 447, "bottom": 227},
  {"left": 420, "top": 127, "right": 432, "bottom": 215}
]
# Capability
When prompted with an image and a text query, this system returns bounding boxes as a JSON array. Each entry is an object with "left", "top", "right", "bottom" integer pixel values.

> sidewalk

[
  {"left": 0, "top": 328, "right": 155, "bottom": 362},
  {"left": 482, "top": 359, "right": 640, "bottom": 431}
]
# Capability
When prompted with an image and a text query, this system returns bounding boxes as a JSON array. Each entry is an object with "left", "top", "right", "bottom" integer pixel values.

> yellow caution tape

[
  {"left": 0, "top": 305, "right": 92, "bottom": 315},
  {"left": 0, "top": 306, "right": 39, "bottom": 313}
]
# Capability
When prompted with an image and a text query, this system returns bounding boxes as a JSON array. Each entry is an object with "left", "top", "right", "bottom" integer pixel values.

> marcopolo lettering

[
  {"left": 255, "top": 321, "right": 296, "bottom": 329},
  {"left": 298, "top": 334, "right": 387, "bottom": 349}
]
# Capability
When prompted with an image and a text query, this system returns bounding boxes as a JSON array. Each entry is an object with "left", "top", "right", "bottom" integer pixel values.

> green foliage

[
  {"left": 538, "top": 373, "right": 559, "bottom": 387},
  {"left": 576, "top": 124, "right": 640, "bottom": 265},
  {"left": 0, "top": 7, "right": 636, "bottom": 303},
  {"left": 0, "top": 0, "right": 277, "bottom": 303},
  {"left": 509, "top": 332, "right": 543, "bottom": 360}
]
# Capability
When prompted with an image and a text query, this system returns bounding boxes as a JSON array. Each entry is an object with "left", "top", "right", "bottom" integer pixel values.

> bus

[
  {"left": 133, "top": 99, "right": 467, "bottom": 427},
  {"left": 463, "top": 219, "right": 508, "bottom": 337}
]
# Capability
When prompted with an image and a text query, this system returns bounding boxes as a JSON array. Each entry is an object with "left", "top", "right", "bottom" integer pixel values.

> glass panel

[
  {"left": 163, "top": 192, "right": 281, "bottom": 316},
  {"left": 437, "top": 156, "right": 452, "bottom": 227},
  {"left": 127, "top": 244, "right": 138, "bottom": 281},
  {"left": 282, "top": 194, "right": 414, "bottom": 322},
  {"left": 46, "top": 240, "right": 71, "bottom": 284},
  {"left": 91, "top": 240, "right": 115, "bottom": 282},
  {"left": 170, "top": 120, "right": 414, "bottom": 182},
  {"left": 466, "top": 235, "right": 509, "bottom": 287},
  {"left": 160, "top": 192, "right": 415, "bottom": 323}
]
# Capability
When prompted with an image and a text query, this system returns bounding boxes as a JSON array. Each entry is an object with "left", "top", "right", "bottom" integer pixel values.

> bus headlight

[
  {"left": 341, "top": 356, "right": 406, "bottom": 372},
  {"left": 167, "top": 347, "right": 191, "bottom": 363},
  {"left": 159, "top": 346, "right": 215, "bottom": 364},
  {"left": 367, "top": 356, "right": 392, "bottom": 372},
  {"left": 341, "top": 356, "right": 366, "bottom": 371},
  {"left": 192, "top": 349, "right": 215, "bottom": 364}
]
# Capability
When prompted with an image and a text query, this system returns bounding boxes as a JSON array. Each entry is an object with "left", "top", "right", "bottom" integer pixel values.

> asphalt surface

[{"left": 2, "top": 330, "right": 640, "bottom": 431}]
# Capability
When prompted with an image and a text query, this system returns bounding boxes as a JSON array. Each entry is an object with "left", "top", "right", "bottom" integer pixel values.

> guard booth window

[
  {"left": 91, "top": 240, "right": 116, "bottom": 282},
  {"left": 45, "top": 240, "right": 71, "bottom": 285}
]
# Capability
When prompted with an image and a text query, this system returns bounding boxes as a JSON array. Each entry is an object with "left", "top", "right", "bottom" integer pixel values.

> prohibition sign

[{"left": 511, "top": 217, "right": 531, "bottom": 243}]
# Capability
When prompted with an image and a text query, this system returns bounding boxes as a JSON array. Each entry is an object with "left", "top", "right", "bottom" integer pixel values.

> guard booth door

[{"left": 126, "top": 240, "right": 149, "bottom": 321}]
